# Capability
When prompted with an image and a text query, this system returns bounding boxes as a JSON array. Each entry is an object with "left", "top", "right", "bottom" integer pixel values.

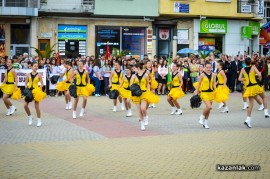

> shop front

[
  {"left": 96, "top": 26, "right": 146, "bottom": 59},
  {"left": 241, "top": 21, "right": 260, "bottom": 55},
  {"left": 58, "top": 25, "right": 87, "bottom": 58}
]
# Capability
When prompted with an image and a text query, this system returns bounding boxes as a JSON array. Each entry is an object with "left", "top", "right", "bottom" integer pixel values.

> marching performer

[
  {"left": 131, "top": 62, "right": 160, "bottom": 131},
  {"left": 24, "top": 62, "right": 46, "bottom": 127},
  {"left": 194, "top": 62, "right": 215, "bottom": 129},
  {"left": 146, "top": 60, "right": 158, "bottom": 108},
  {"left": 57, "top": 61, "right": 73, "bottom": 110},
  {"left": 238, "top": 57, "right": 270, "bottom": 128},
  {"left": 214, "top": 61, "right": 230, "bottom": 113},
  {"left": 70, "top": 61, "right": 94, "bottom": 119},
  {"left": 118, "top": 66, "right": 133, "bottom": 117},
  {"left": 1, "top": 58, "right": 18, "bottom": 116},
  {"left": 109, "top": 60, "right": 125, "bottom": 112},
  {"left": 167, "top": 62, "right": 185, "bottom": 115}
]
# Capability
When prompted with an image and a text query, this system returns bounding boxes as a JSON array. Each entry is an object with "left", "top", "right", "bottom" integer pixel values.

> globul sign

[{"left": 200, "top": 19, "right": 227, "bottom": 34}]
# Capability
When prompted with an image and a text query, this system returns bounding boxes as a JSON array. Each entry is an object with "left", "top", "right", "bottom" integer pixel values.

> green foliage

[
  {"left": 112, "top": 48, "right": 131, "bottom": 58},
  {"left": 31, "top": 43, "right": 57, "bottom": 59},
  {"left": 199, "top": 50, "right": 210, "bottom": 59}
]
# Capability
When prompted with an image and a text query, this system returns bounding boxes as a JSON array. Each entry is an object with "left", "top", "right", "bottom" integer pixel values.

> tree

[{"left": 31, "top": 43, "right": 57, "bottom": 59}]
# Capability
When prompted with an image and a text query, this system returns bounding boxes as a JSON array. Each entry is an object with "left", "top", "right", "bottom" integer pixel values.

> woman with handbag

[
  {"left": 109, "top": 60, "right": 125, "bottom": 112},
  {"left": 194, "top": 62, "right": 215, "bottom": 129},
  {"left": 238, "top": 57, "right": 270, "bottom": 128},
  {"left": 70, "top": 61, "right": 94, "bottom": 119},
  {"left": 24, "top": 62, "right": 46, "bottom": 127},
  {"left": 167, "top": 62, "right": 185, "bottom": 115},
  {"left": 118, "top": 66, "right": 133, "bottom": 117},
  {"left": 1, "top": 58, "right": 18, "bottom": 116},
  {"left": 130, "top": 62, "right": 160, "bottom": 131}
]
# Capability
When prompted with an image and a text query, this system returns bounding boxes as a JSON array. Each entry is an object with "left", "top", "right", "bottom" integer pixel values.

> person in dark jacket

[
  {"left": 225, "top": 56, "right": 237, "bottom": 92},
  {"left": 264, "top": 57, "right": 270, "bottom": 91},
  {"left": 182, "top": 60, "right": 190, "bottom": 93}
]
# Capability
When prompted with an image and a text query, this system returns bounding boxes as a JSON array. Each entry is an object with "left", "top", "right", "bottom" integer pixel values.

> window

[
  {"left": 5, "top": 0, "right": 28, "bottom": 7},
  {"left": 11, "top": 24, "right": 30, "bottom": 44},
  {"left": 0, "top": 0, "right": 2, "bottom": 6}
]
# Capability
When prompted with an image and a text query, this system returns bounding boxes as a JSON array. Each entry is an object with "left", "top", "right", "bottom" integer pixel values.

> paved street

[{"left": 0, "top": 93, "right": 270, "bottom": 178}]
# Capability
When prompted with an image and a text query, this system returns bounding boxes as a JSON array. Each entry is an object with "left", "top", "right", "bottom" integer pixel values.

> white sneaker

[
  {"left": 9, "top": 106, "right": 16, "bottom": 115},
  {"left": 264, "top": 109, "right": 270, "bottom": 118},
  {"left": 152, "top": 104, "right": 156, "bottom": 108},
  {"left": 95, "top": 94, "right": 99, "bottom": 97},
  {"left": 73, "top": 111, "right": 77, "bottom": 119},
  {"left": 242, "top": 103, "right": 249, "bottom": 110},
  {"left": 6, "top": 109, "right": 11, "bottom": 116},
  {"left": 221, "top": 106, "right": 229, "bottom": 113},
  {"left": 170, "top": 107, "right": 176, "bottom": 115},
  {"left": 140, "top": 121, "right": 145, "bottom": 131},
  {"left": 121, "top": 103, "right": 125, "bottom": 111},
  {"left": 113, "top": 106, "right": 117, "bottom": 112},
  {"left": 175, "top": 109, "right": 183, "bottom": 115},
  {"left": 144, "top": 116, "right": 149, "bottom": 126},
  {"left": 65, "top": 104, "right": 69, "bottom": 110},
  {"left": 199, "top": 115, "right": 205, "bottom": 125},
  {"left": 79, "top": 108, "right": 85, "bottom": 117},
  {"left": 126, "top": 109, "right": 132, "bottom": 117},
  {"left": 204, "top": 120, "right": 210, "bottom": 129},
  {"left": 28, "top": 116, "right": 33, "bottom": 126},
  {"left": 258, "top": 104, "right": 264, "bottom": 111},
  {"left": 68, "top": 102, "right": 72, "bottom": 110},
  {"left": 217, "top": 103, "right": 224, "bottom": 109},
  {"left": 37, "top": 118, "right": 42, "bottom": 127},
  {"left": 244, "top": 117, "right": 252, "bottom": 128}
]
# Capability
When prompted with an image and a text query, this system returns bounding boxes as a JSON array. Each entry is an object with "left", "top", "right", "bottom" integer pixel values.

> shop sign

[
  {"left": 159, "top": 29, "right": 170, "bottom": 40},
  {"left": 258, "top": 0, "right": 264, "bottom": 17},
  {"left": 241, "top": 26, "right": 252, "bottom": 39},
  {"left": 177, "top": 29, "right": 189, "bottom": 44},
  {"left": 40, "top": 32, "right": 52, "bottom": 38},
  {"left": 58, "top": 33, "right": 86, "bottom": 40},
  {"left": 249, "top": 21, "right": 260, "bottom": 35},
  {"left": 241, "top": 5, "right": 252, "bottom": 13},
  {"left": 200, "top": 19, "right": 227, "bottom": 34},
  {"left": 174, "top": 2, "right": 189, "bottom": 13},
  {"left": 58, "top": 25, "right": 87, "bottom": 33}
]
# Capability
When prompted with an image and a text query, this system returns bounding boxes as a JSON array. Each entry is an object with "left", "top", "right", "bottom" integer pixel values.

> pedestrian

[
  {"left": 189, "top": 58, "right": 199, "bottom": 92},
  {"left": 102, "top": 59, "right": 111, "bottom": 96},
  {"left": 146, "top": 60, "right": 158, "bottom": 108},
  {"left": 157, "top": 59, "right": 168, "bottom": 95},
  {"left": 92, "top": 58, "right": 102, "bottom": 97}
]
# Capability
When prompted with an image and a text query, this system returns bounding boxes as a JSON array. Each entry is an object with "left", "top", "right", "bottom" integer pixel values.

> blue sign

[
  {"left": 174, "top": 3, "right": 189, "bottom": 13},
  {"left": 58, "top": 33, "right": 86, "bottom": 40},
  {"left": 58, "top": 25, "right": 87, "bottom": 33}
]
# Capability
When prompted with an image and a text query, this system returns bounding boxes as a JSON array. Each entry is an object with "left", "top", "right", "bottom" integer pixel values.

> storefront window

[
  {"left": 96, "top": 26, "right": 120, "bottom": 57},
  {"left": 0, "top": 24, "right": 5, "bottom": 56},
  {"left": 11, "top": 24, "right": 30, "bottom": 44}
]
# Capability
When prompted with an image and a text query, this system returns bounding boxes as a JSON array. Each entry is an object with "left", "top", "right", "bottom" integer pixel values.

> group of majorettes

[{"left": 1, "top": 57, "right": 269, "bottom": 130}]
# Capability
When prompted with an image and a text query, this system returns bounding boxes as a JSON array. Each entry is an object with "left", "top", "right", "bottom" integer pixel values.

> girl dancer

[
  {"left": 119, "top": 66, "right": 133, "bottom": 117},
  {"left": 194, "top": 62, "right": 215, "bottom": 129},
  {"left": 131, "top": 62, "right": 160, "bottom": 131},
  {"left": 109, "top": 60, "right": 125, "bottom": 112},
  {"left": 238, "top": 57, "right": 270, "bottom": 128},
  {"left": 167, "top": 63, "right": 185, "bottom": 115},
  {"left": 24, "top": 62, "right": 46, "bottom": 127},
  {"left": 70, "top": 61, "right": 94, "bottom": 119},
  {"left": 146, "top": 60, "right": 158, "bottom": 108},
  {"left": 57, "top": 61, "right": 73, "bottom": 110},
  {"left": 214, "top": 61, "right": 230, "bottom": 113},
  {"left": 1, "top": 59, "right": 18, "bottom": 116}
]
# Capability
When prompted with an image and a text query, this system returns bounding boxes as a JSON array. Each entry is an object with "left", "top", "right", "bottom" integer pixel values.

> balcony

[
  {"left": 0, "top": 0, "right": 38, "bottom": 16},
  {"left": 39, "top": 0, "right": 94, "bottom": 14}
]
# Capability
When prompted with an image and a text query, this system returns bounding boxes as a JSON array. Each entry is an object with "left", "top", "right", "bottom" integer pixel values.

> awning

[{"left": 261, "top": 21, "right": 270, "bottom": 29}]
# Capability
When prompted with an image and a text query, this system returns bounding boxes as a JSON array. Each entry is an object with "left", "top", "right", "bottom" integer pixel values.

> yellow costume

[
  {"left": 119, "top": 75, "right": 132, "bottom": 99},
  {"left": 76, "top": 69, "right": 88, "bottom": 96},
  {"left": 147, "top": 68, "right": 158, "bottom": 90},
  {"left": 111, "top": 70, "right": 123, "bottom": 91},
  {"left": 57, "top": 68, "right": 73, "bottom": 91},
  {"left": 243, "top": 67, "right": 264, "bottom": 97},
  {"left": 200, "top": 72, "right": 214, "bottom": 101},
  {"left": 214, "top": 71, "right": 230, "bottom": 103},
  {"left": 1, "top": 68, "right": 15, "bottom": 95},
  {"left": 131, "top": 71, "right": 160, "bottom": 104},
  {"left": 11, "top": 88, "right": 21, "bottom": 100},
  {"left": 27, "top": 73, "right": 46, "bottom": 102},
  {"left": 168, "top": 72, "right": 185, "bottom": 100}
]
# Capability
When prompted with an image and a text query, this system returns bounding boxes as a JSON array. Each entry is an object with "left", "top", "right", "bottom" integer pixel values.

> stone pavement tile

[
  {"left": 0, "top": 129, "right": 269, "bottom": 178},
  {"left": 0, "top": 99, "right": 106, "bottom": 144}
]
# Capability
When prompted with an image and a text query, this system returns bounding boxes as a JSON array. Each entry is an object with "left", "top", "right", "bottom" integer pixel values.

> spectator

[
  {"left": 44, "top": 58, "right": 51, "bottom": 95},
  {"left": 0, "top": 56, "right": 7, "bottom": 69},
  {"left": 12, "top": 55, "right": 22, "bottom": 70},
  {"left": 226, "top": 55, "right": 237, "bottom": 92},
  {"left": 189, "top": 58, "right": 199, "bottom": 91},
  {"left": 182, "top": 60, "right": 190, "bottom": 93},
  {"left": 92, "top": 58, "right": 102, "bottom": 97},
  {"left": 50, "top": 58, "right": 58, "bottom": 96},
  {"left": 264, "top": 57, "right": 270, "bottom": 91},
  {"left": 234, "top": 55, "right": 243, "bottom": 88},
  {"left": 102, "top": 59, "right": 111, "bottom": 96},
  {"left": 157, "top": 59, "right": 168, "bottom": 95}
]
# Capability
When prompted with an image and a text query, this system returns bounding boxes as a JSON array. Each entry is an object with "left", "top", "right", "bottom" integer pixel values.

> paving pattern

[{"left": 0, "top": 92, "right": 270, "bottom": 178}]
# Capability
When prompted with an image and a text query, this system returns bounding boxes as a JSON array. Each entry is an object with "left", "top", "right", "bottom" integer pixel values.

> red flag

[{"left": 106, "top": 42, "right": 110, "bottom": 60}]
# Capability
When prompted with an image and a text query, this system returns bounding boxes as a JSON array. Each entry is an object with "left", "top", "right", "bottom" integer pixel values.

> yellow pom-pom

[
  {"left": 193, "top": 82, "right": 198, "bottom": 89},
  {"left": 86, "top": 84, "right": 95, "bottom": 96},
  {"left": 32, "top": 88, "right": 46, "bottom": 102},
  {"left": 150, "top": 80, "right": 158, "bottom": 90},
  {"left": 11, "top": 88, "right": 22, "bottom": 100},
  {"left": 56, "top": 81, "right": 65, "bottom": 92}
]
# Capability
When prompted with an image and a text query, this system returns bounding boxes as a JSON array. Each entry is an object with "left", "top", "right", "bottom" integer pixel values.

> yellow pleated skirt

[
  {"left": 200, "top": 92, "right": 214, "bottom": 102},
  {"left": 243, "top": 85, "right": 264, "bottom": 98},
  {"left": 150, "top": 80, "right": 158, "bottom": 90},
  {"left": 1, "top": 83, "right": 15, "bottom": 95},
  {"left": 118, "top": 88, "right": 131, "bottom": 99},
  {"left": 57, "top": 81, "right": 71, "bottom": 92},
  {"left": 168, "top": 87, "right": 185, "bottom": 100},
  {"left": 131, "top": 90, "right": 160, "bottom": 104},
  {"left": 214, "top": 85, "right": 230, "bottom": 103}
]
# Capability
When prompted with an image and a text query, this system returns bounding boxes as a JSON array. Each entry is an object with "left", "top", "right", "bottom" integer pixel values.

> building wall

[
  {"left": 160, "top": 0, "right": 256, "bottom": 19},
  {"left": 37, "top": 17, "right": 153, "bottom": 56},
  {"left": 95, "top": 0, "right": 159, "bottom": 17}
]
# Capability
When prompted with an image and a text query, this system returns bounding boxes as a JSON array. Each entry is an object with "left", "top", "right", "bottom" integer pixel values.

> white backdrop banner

[{"left": 0, "top": 69, "right": 46, "bottom": 86}]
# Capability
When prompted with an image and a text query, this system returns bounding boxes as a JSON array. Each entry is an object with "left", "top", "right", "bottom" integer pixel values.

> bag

[
  {"left": 190, "top": 95, "right": 202, "bottom": 109},
  {"left": 130, "top": 84, "right": 142, "bottom": 97},
  {"left": 23, "top": 88, "right": 34, "bottom": 103},
  {"left": 109, "top": 90, "right": 119, "bottom": 99},
  {"left": 69, "top": 85, "right": 77, "bottom": 98},
  {"left": 236, "top": 83, "right": 244, "bottom": 92},
  {"left": 50, "top": 75, "right": 60, "bottom": 84},
  {"left": 0, "top": 88, "right": 3, "bottom": 98}
]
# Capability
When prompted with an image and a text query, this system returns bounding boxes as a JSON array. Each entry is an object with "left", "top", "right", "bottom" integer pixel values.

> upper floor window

[{"left": 5, "top": 0, "right": 28, "bottom": 7}]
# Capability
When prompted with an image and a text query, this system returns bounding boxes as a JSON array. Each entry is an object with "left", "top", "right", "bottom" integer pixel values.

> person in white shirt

[
  {"left": 92, "top": 59, "right": 103, "bottom": 97},
  {"left": 102, "top": 59, "right": 111, "bottom": 96},
  {"left": 157, "top": 59, "right": 168, "bottom": 95}
]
